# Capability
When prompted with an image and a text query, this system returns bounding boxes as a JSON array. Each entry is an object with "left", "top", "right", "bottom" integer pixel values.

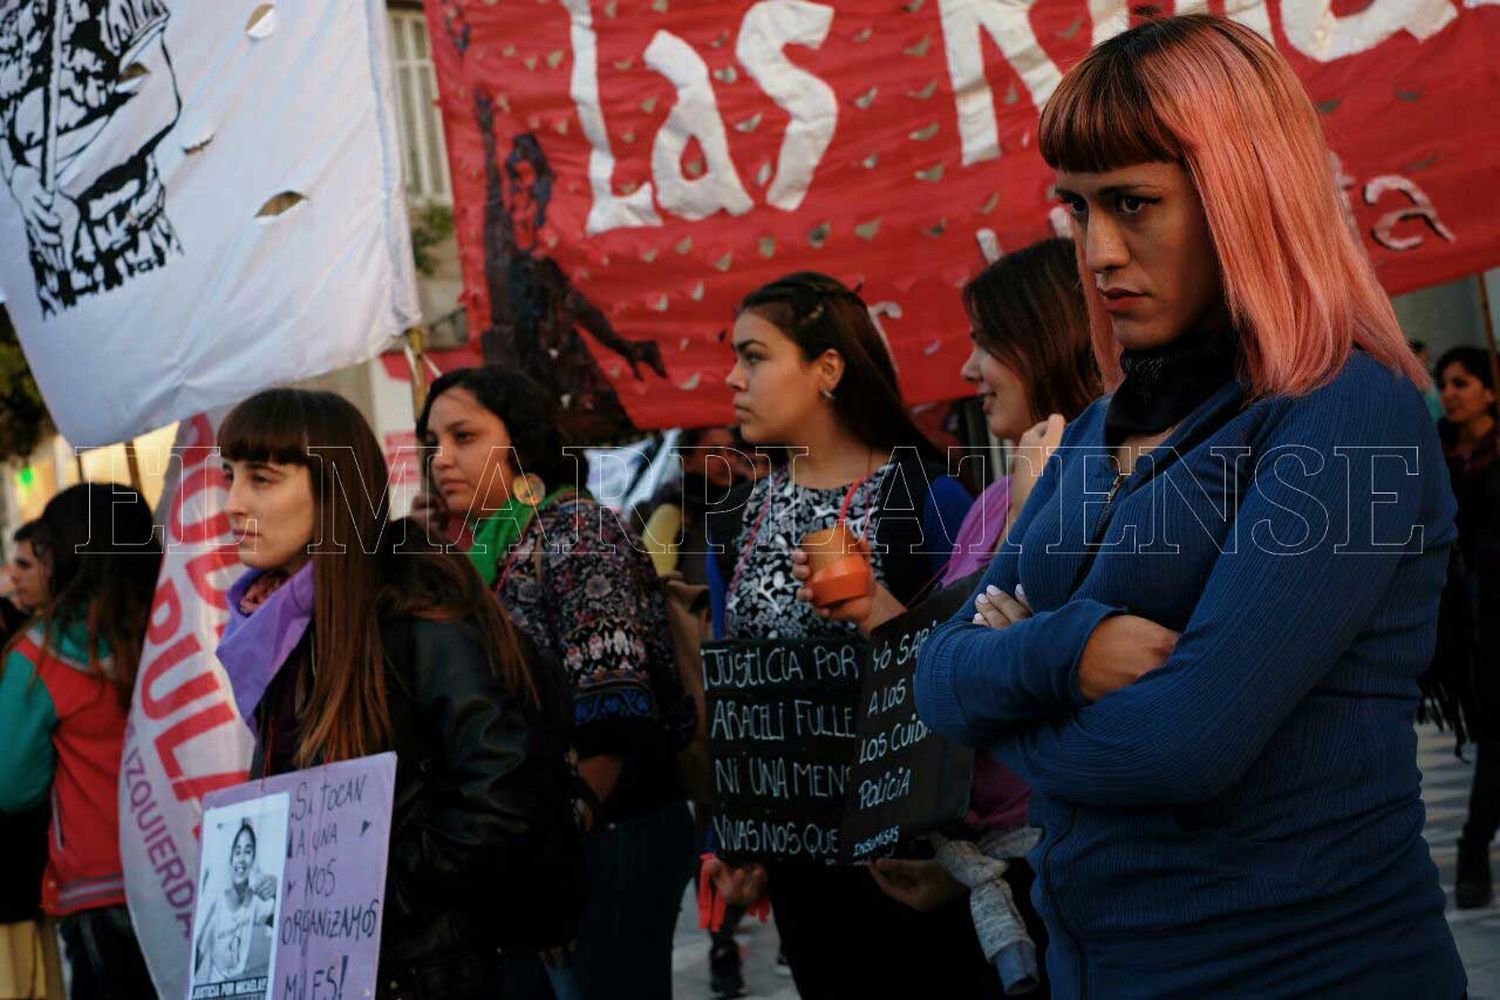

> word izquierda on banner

[
  {"left": 562, "top": 0, "right": 1467, "bottom": 235},
  {"left": 137, "top": 415, "right": 246, "bottom": 804},
  {"left": 122, "top": 411, "right": 252, "bottom": 999}
]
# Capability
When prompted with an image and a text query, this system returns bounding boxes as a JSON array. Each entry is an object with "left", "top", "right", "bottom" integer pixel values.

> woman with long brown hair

[
  {"left": 702, "top": 272, "right": 986, "bottom": 998},
  {"left": 414, "top": 365, "right": 696, "bottom": 1000},
  {"left": 0, "top": 482, "right": 162, "bottom": 999},
  {"left": 213, "top": 388, "right": 581, "bottom": 999}
]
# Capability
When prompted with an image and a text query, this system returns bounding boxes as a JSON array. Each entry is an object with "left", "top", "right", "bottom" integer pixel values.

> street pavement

[
  {"left": 671, "top": 723, "right": 1499, "bottom": 998},
  {"left": 1419, "top": 724, "right": 1499, "bottom": 1000}
]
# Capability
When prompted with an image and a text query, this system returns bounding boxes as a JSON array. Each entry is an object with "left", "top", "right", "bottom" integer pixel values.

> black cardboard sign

[
  {"left": 702, "top": 637, "right": 865, "bottom": 865},
  {"left": 840, "top": 572, "right": 980, "bottom": 863},
  {"left": 703, "top": 574, "right": 983, "bottom": 865}
]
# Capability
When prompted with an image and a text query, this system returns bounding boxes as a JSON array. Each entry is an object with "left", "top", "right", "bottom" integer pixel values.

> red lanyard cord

[
  {"left": 836, "top": 471, "right": 874, "bottom": 538},
  {"left": 725, "top": 466, "right": 878, "bottom": 629}
]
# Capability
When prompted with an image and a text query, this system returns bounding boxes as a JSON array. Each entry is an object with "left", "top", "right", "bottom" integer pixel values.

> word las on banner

[{"left": 427, "top": 0, "right": 1499, "bottom": 434}]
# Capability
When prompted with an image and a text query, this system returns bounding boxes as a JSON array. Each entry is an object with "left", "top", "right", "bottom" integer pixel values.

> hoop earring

[
  {"left": 820, "top": 387, "right": 836, "bottom": 402},
  {"left": 512, "top": 473, "right": 546, "bottom": 506}
]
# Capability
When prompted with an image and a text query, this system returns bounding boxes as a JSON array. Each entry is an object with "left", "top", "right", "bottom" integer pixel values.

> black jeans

[
  {"left": 1462, "top": 740, "right": 1499, "bottom": 848},
  {"left": 768, "top": 861, "right": 1011, "bottom": 1000},
  {"left": 502, "top": 798, "right": 695, "bottom": 1000},
  {"left": 380, "top": 948, "right": 507, "bottom": 999},
  {"left": 56, "top": 905, "right": 153, "bottom": 1000},
  {"left": 574, "top": 799, "right": 695, "bottom": 999}
]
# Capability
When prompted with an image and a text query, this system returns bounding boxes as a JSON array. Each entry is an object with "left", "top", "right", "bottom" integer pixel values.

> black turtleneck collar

[{"left": 1104, "top": 328, "right": 1241, "bottom": 447}]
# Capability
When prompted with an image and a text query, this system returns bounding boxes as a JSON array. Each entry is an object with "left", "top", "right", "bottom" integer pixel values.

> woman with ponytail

[{"left": 702, "top": 272, "right": 986, "bottom": 998}]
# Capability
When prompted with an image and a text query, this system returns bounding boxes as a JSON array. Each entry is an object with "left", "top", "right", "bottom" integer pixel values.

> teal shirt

[
  {"left": 0, "top": 624, "right": 97, "bottom": 813},
  {"left": 1424, "top": 386, "right": 1444, "bottom": 422}
]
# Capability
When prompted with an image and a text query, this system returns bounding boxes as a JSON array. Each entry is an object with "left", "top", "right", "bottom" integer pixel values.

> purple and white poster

[{"left": 189, "top": 753, "right": 397, "bottom": 1000}]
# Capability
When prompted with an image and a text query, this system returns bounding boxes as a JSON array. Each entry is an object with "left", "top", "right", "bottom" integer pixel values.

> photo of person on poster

[{"left": 190, "top": 797, "right": 288, "bottom": 999}]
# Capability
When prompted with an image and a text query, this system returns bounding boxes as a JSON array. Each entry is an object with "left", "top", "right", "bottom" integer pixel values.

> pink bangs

[{"left": 1040, "top": 15, "right": 1424, "bottom": 396}]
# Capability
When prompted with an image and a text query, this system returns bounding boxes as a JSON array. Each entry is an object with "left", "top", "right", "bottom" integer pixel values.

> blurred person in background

[
  {"left": 631, "top": 426, "right": 762, "bottom": 998},
  {"left": 5, "top": 520, "right": 49, "bottom": 623},
  {"left": 1428, "top": 346, "right": 1500, "bottom": 908},
  {"left": 0, "top": 484, "right": 162, "bottom": 999},
  {"left": 0, "top": 519, "right": 63, "bottom": 998},
  {"left": 635, "top": 426, "right": 759, "bottom": 584}
]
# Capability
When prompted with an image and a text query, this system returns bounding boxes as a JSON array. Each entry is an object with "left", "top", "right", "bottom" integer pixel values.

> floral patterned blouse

[
  {"left": 710, "top": 454, "right": 974, "bottom": 642},
  {"left": 724, "top": 463, "right": 893, "bottom": 641},
  {"left": 493, "top": 496, "right": 692, "bottom": 821}
]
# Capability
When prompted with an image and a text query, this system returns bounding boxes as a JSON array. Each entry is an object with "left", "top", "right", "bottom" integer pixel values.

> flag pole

[
  {"left": 1478, "top": 273, "right": 1500, "bottom": 394},
  {"left": 125, "top": 439, "right": 144, "bottom": 493},
  {"left": 402, "top": 326, "right": 431, "bottom": 420},
  {"left": 401, "top": 327, "right": 445, "bottom": 520}
]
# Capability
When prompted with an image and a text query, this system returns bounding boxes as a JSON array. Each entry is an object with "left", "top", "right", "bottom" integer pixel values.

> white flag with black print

[{"left": 0, "top": 0, "right": 419, "bottom": 447}]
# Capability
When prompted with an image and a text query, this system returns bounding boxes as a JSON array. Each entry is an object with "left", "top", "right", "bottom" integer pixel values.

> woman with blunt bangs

[
  {"left": 915, "top": 15, "right": 1464, "bottom": 998},
  {"left": 214, "top": 388, "right": 582, "bottom": 999}
]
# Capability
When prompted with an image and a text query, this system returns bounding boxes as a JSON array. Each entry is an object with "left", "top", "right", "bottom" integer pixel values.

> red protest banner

[{"left": 427, "top": 0, "right": 1500, "bottom": 437}]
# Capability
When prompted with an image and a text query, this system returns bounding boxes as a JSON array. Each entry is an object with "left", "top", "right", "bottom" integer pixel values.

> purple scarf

[{"left": 216, "top": 563, "right": 315, "bottom": 732}]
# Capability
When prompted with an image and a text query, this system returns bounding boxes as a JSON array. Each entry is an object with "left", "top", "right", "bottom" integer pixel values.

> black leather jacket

[{"left": 252, "top": 615, "right": 584, "bottom": 975}]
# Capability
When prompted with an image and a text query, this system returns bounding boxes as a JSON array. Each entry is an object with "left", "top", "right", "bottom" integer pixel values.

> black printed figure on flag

[{"left": 0, "top": 0, "right": 183, "bottom": 315}]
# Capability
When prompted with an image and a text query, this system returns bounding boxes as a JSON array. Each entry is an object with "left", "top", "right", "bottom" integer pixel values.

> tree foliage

[
  {"left": 0, "top": 308, "right": 53, "bottom": 463},
  {"left": 410, "top": 200, "right": 456, "bottom": 277}
]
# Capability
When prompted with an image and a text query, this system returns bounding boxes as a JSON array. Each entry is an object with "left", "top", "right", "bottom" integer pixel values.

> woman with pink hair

[{"left": 916, "top": 15, "right": 1465, "bottom": 997}]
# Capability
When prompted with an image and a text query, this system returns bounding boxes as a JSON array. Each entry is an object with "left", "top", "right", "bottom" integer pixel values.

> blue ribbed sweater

[{"left": 915, "top": 353, "right": 1466, "bottom": 999}]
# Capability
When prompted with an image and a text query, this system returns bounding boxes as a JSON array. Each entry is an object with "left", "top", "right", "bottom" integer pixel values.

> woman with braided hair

[{"left": 700, "top": 272, "right": 993, "bottom": 997}]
